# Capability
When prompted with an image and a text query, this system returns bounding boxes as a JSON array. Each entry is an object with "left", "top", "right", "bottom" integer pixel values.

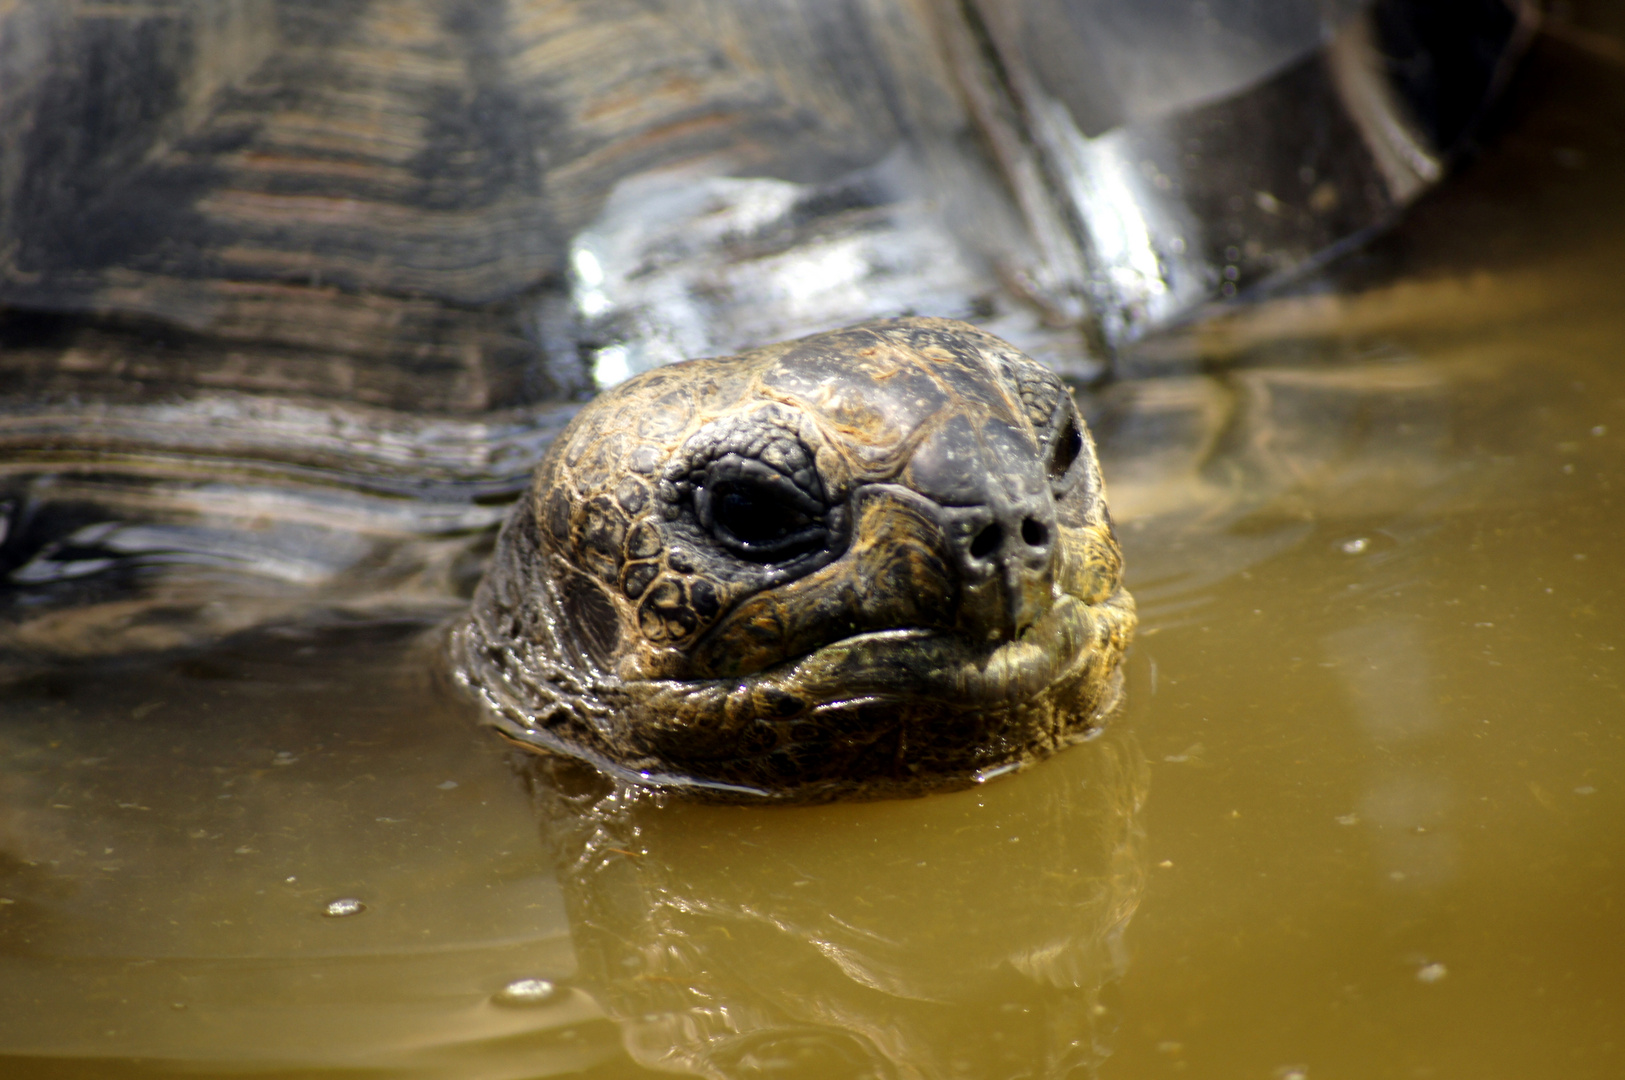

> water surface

[{"left": 3, "top": 18, "right": 1624, "bottom": 1080}]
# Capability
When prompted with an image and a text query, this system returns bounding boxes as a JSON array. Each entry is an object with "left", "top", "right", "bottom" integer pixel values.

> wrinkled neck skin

[{"left": 452, "top": 318, "right": 1136, "bottom": 802}]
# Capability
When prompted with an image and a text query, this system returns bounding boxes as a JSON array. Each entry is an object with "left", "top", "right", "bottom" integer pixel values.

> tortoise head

[{"left": 455, "top": 318, "right": 1135, "bottom": 800}]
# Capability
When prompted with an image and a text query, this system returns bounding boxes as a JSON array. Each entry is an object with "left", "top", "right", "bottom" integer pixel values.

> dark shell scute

[
  {"left": 578, "top": 496, "right": 627, "bottom": 581},
  {"left": 622, "top": 561, "right": 659, "bottom": 600},
  {"left": 544, "top": 489, "right": 572, "bottom": 547},
  {"left": 638, "top": 578, "right": 697, "bottom": 642},
  {"left": 626, "top": 520, "right": 661, "bottom": 560},
  {"left": 615, "top": 476, "right": 649, "bottom": 516},
  {"left": 562, "top": 573, "right": 620, "bottom": 668},
  {"left": 690, "top": 578, "right": 719, "bottom": 619}
]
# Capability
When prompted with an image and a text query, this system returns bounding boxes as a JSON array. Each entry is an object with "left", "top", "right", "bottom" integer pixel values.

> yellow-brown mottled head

[{"left": 454, "top": 318, "right": 1134, "bottom": 800}]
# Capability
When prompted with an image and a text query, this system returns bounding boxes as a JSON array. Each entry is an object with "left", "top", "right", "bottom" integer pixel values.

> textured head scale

[{"left": 455, "top": 318, "right": 1135, "bottom": 801}]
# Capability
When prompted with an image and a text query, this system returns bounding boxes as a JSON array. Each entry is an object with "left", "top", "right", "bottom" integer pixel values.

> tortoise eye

[
  {"left": 713, "top": 481, "right": 808, "bottom": 543},
  {"left": 1049, "top": 416, "right": 1083, "bottom": 481},
  {"left": 697, "top": 456, "right": 828, "bottom": 563},
  {"left": 707, "top": 479, "right": 826, "bottom": 562}
]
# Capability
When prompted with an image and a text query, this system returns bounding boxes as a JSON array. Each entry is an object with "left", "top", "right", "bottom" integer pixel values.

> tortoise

[
  {"left": 0, "top": 0, "right": 1533, "bottom": 798},
  {"left": 455, "top": 316, "right": 1134, "bottom": 800},
  {"left": 0, "top": 4, "right": 1564, "bottom": 1073}
]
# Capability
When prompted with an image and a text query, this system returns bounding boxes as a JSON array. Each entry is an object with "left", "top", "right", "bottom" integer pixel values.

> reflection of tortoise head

[
  {"left": 534, "top": 728, "right": 1148, "bottom": 1079},
  {"left": 456, "top": 318, "right": 1136, "bottom": 800}
]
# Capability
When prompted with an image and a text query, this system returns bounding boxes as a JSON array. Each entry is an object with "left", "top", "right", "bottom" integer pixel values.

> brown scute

[
  {"left": 637, "top": 393, "right": 695, "bottom": 440},
  {"left": 615, "top": 476, "right": 650, "bottom": 516},
  {"left": 626, "top": 521, "right": 662, "bottom": 560},
  {"left": 622, "top": 561, "right": 659, "bottom": 600},
  {"left": 577, "top": 495, "right": 626, "bottom": 582},
  {"left": 627, "top": 445, "right": 663, "bottom": 474},
  {"left": 638, "top": 578, "right": 698, "bottom": 643}
]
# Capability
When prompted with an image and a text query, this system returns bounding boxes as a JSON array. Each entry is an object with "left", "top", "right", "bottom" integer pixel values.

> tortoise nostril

[
  {"left": 1021, "top": 518, "right": 1047, "bottom": 547},
  {"left": 970, "top": 523, "right": 1002, "bottom": 559}
]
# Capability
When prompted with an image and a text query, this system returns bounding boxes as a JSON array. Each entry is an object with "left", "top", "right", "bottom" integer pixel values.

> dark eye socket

[
  {"left": 1049, "top": 416, "right": 1083, "bottom": 481},
  {"left": 707, "top": 479, "right": 825, "bottom": 562}
]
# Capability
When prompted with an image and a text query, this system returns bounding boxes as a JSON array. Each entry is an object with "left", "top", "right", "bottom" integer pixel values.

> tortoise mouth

[
  {"left": 477, "top": 586, "right": 1134, "bottom": 802},
  {"left": 745, "top": 591, "right": 1109, "bottom": 708},
  {"left": 627, "top": 587, "right": 1129, "bottom": 794},
  {"left": 478, "top": 588, "right": 1132, "bottom": 797}
]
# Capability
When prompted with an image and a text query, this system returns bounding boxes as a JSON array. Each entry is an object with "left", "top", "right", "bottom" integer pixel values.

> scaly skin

[{"left": 454, "top": 318, "right": 1135, "bottom": 801}]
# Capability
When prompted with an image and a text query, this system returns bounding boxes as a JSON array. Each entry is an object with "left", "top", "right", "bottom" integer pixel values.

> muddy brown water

[{"left": 3, "top": 21, "right": 1624, "bottom": 1080}]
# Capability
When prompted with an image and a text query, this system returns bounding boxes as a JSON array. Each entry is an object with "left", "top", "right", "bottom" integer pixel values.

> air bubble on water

[
  {"left": 1276, "top": 1068, "right": 1309, "bottom": 1080},
  {"left": 437, "top": 780, "right": 459, "bottom": 790},
  {"left": 322, "top": 897, "right": 366, "bottom": 918},
  {"left": 1416, "top": 962, "right": 1447, "bottom": 983},
  {"left": 272, "top": 751, "right": 297, "bottom": 766},
  {"left": 1336, "top": 814, "right": 1359, "bottom": 826},
  {"left": 1340, "top": 537, "right": 1369, "bottom": 554},
  {"left": 1593, "top": 425, "right": 1607, "bottom": 436},
  {"left": 492, "top": 978, "right": 564, "bottom": 1007},
  {"left": 1576, "top": 786, "right": 1597, "bottom": 795}
]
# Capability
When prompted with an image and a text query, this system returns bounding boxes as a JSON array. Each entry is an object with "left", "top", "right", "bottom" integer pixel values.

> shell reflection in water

[{"left": 531, "top": 728, "right": 1147, "bottom": 1079}]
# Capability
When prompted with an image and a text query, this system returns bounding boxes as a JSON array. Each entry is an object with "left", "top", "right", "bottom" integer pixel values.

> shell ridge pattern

[{"left": 455, "top": 317, "right": 1135, "bottom": 802}]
